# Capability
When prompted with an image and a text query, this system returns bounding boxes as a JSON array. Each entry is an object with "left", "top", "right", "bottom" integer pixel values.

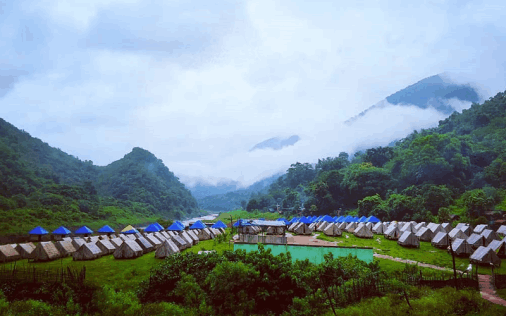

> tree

[
  {"left": 363, "top": 146, "right": 394, "bottom": 167},
  {"left": 341, "top": 163, "right": 392, "bottom": 204},
  {"left": 246, "top": 199, "right": 259, "bottom": 212},
  {"left": 286, "top": 162, "right": 316, "bottom": 189}
]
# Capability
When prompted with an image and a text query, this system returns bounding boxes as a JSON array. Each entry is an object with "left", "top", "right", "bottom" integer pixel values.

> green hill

[
  {"left": 0, "top": 118, "right": 199, "bottom": 234},
  {"left": 248, "top": 90, "right": 506, "bottom": 224}
]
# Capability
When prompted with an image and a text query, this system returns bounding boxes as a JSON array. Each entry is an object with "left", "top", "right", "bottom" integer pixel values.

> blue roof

[
  {"left": 97, "top": 225, "right": 116, "bottom": 233},
  {"left": 144, "top": 223, "right": 162, "bottom": 232},
  {"left": 289, "top": 217, "right": 298, "bottom": 224},
  {"left": 153, "top": 222, "right": 164, "bottom": 230},
  {"left": 190, "top": 221, "right": 206, "bottom": 229},
  {"left": 366, "top": 216, "right": 381, "bottom": 223},
  {"left": 29, "top": 226, "right": 48, "bottom": 235},
  {"left": 167, "top": 222, "right": 183, "bottom": 231},
  {"left": 212, "top": 220, "right": 227, "bottom": 229},
  {"left": 299, "top": 217, "right": 311, "bottom": 224},
  {"left": 358, "top": 216, "right": 367, "bottom": 222},
  {"left": 52, "top": 226, "right": 71, "bottom": 235},
  {"left": 75, "top": 226, "right": 93, "bottom": 234},
  {"left": 343, "top": 216, "right": 355, "bottom": 223},
  {"left": 321, "top": 215, "right": 334, "bottom": 222},
  {"left": 336, "top": 216, "right": 344, "bottom": 222},
  {"left": 174, "top": 221, "right": 185, "bottom": 229},
  {"left": 122, "top": 229, "right": 139, "bottom": 234}
]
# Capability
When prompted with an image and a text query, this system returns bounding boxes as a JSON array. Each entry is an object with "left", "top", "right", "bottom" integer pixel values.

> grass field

[{"left": 317, "top": 232, "right": 506, "bottom": 275}]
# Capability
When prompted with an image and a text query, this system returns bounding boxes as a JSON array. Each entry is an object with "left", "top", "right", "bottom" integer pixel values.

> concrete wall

[{"left": 234, "top": 243, "right": 373, "bottom": 264}]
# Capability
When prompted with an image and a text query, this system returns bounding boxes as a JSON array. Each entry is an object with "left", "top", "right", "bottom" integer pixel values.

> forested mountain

[
  {"left": 247, "top": 90, "right": 506, "bottom": 225},
  {"left": 345, "top": 74, "right": 480, "bottom": 124},
  {"left": 188, "top": 179, "right": 241, "bottom": 200},
  {"left": 197, "top": 173, "right": 283, "bottom": 212},
  {"left": 0, "top": 119, "right": 199, "bottom": 234}
]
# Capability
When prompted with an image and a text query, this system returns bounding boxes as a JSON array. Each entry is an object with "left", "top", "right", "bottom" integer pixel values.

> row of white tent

[{"left": 0, "top": 227, "right": 226, "bottom": 263}]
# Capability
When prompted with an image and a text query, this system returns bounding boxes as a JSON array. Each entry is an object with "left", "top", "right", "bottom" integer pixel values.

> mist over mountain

[
  {"left": 250, "top": 135, "right": 300, "bottom": 151},
  {"left": 345, "top": 74, "right": 480, "bottom": 124}
]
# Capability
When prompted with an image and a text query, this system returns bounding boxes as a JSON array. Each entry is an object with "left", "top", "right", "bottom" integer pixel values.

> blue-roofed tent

[
  {"left": 190, "top": 221, "right": 206, "bottom": 229},
  {"left": 123, "top": 228, "right": 139, "bottom": 234},
  {"left": 336, "top": 216, "right": 344, "bottom": 222},
  {"left": 30, "top": 226, "right": 48, "bottom": 235},
  {"left": 52, "top": 226, "right": 71, "bottom": 235},
  {"left": 343, "top": 216, "right": 355, "bottom": 223},
  {"left": 174, "top": 221, "right": 185, "bottom": 229},
  {"left": 153, "top": 222, "right": 164, "bottom": 231},
  {"left": 167, "top": 222, "right": 184, "bottom": 231},
  {"left": 366, "top": 216, "right": 381, "bottom": 223},
  {"left": 212, "top": 221, "right": 227, "bottom": 229},
  {"left": 353, "top": 217, "right": 359, "bottom": 222},
  {"left": 321, "top": 215, "right": 334, "bottom": 222},
  {"left": 358, "top": 216, "right": 367, "bottom": 222},
  {"left": 75, "top": 226, "right": 93, "bottom": 235},
  {"left": 97, "top": 225, "right": 116, "bottom": 235},
  {"left": 289, "top": 217, "right": 298, "bottom": 224},
  {"left": 144, "top": 223, "right": 162, "bottom": 232},
  {"left": 299, "top": 217, "right": 311, "bottom": 224}
]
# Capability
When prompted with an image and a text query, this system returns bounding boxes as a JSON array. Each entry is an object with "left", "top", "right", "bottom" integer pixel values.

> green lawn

[
  {"left": 213, "top": 210, "right": 280, "bottom": 223},
  {"left": 317, "top": 232, "right": 506, "bottom": 275}
]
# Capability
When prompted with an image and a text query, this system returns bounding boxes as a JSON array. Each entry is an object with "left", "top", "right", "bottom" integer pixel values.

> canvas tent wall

[
  {"left": 73, "top": 243, "right": 102, "bottom": 261},
  {"left": 491, "top": 240, "right": 506, "bottom": 258},
  {"left": 317, "top": 222, "right": 330, "bottom": 232},
  {"left": 414, "top": 222, "right": 426, "bottom": 231},
  {"left": 323, "top": 224, "right": 342, "bottom": 237},
  {"left": 135, "top": 237, "right": 155, "bottom": 254},
  {"left": 415, "top": 227, "right": 433, "bottom": 242},
  {"left": 441, "top": 223, "right": 451, "bottom": 233},
  {"left": 345, "top": 222, "right": 357, "bottom": 233},
  {"left": 172, "top": 235, "right": 190, "bottom": 250},
  {"left": 354, "top": 225, "right": 373, "bottom": 238},
  {"left": 145, "top": 234, "right": 163, "bottom": 248},
  {"left": 0, "top": 245, "right": 21, "bottom": 262},
  {"left": 72, "top": 238, "right": 86, "bottom": 250},
  {"left": 372, "top": 222, "right": 384, "bottom": 234},
  {"left": 384, "top": 226, "right": 402, "bottom": 240},
  {"left": 466, "top": 234, "right": 485, "bottom": 250},
  {"left": 400, "top": 222, "right": 417, "bottom": 234},
  {"left": 497, "top": 225, "right": 506, "bottom": 237},
  {"left": 15, "top": 243, "right": 35, "bottom": 259},
  {"left": 450, "top": 238, "right": 473, "bottom": 256},
  {"left": 185, "top": 230, "right": 199, "bottom": 245},
  {"left": 481, "top": 229, "right": 499, "bottom": 246},
  {"left": 431, "top": 232, "right": 450, "bottom": 248},
  {"left": 113, "top": 239, "right": 143, "bottom": 259},
  {"left": 470, "top": 246, "right": 501, "bottom": 267},
  {"left": 197, "top": 229, "right": 212, "bottom": 240},
  {"left": 460, "top": 225, "right": 472, "bottom": 236},
  {"left": 473, "top": 224, "right": 488, "bottom": 234},
  {"left": 429, "top": 224, "right": 444, "bottom": 235},
  {"left": 155, "top": 239, "right": 180, "bottom": 259},
  {"left": 398, "top": 231, "right": 419, "bottom": 248},
  {"left": 294, "top": 223, "right": 313, "bottom": 235},
  {"left": 55, "top": 241, "right": 76, "bottom": 257},
  {"left": 97, "top": 239, "right": 116, "bottom": 255},
  {"left": 448, "top": 228, "right": 468, "bottom": 241},
  {"left": 32, "top": 242, "right": 61, "bottom": 262},
  {"left": 110, "top": 238, "right": 123, "bottom": 248}
]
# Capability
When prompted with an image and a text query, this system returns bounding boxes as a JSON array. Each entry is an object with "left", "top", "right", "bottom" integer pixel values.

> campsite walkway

[
  {"left": 478, "top": 275, "right": 506, "bottom": 307},
  {"left": 374, "top": 253, "right": 506, "bottom": 307}
]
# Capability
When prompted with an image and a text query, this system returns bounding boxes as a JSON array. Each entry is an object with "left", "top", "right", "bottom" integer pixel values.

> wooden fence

[{"left": 0, "top": 264, "right": 86, "bottom": 284}]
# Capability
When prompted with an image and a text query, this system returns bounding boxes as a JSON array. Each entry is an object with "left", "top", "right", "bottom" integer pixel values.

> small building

[
  {"left": 155, "top": 239, "right": 180, "bottom": 259},
  {"left": 481, "top": 229, "right": 500, "bottom": 246},
  {"left": 29, "top": 226, "right": 49, "bottom": 242},
  {"left": 180, "top": 231, "right": 194, "bottom": 246},
  {"left": 172, "top": 235, "right": 190, "bottom": 250},
  {"left": 97, "top": 239, "right": 117, "bottom": 255},
  {"left": 431, "top": 232, "right": 450, "bottom": 249},
  {"left": 54, "top": 240, "right": 76, "bottom": 257},
  {"left": 415, "top": 227, "right": 433, "bottom": 242},
  {"left": 467, "top": 233, "right": 485, "bottom": 250},
  {"left": 15, "top": 243, "right": 36, "bottom": 259},
  {"left": 52, "top": 226, "right": 72, "bottom": 241},
  {"left": 441, "top": 223, "right": 452, "bottom": 233},
  {"left": 73, "top": 243, "right": 102, "bottom": 261},
  {"left": 448, "top": 228, "right": 468, "bottom": 241},
  {"left": 384, "top": 226, "right": 402, "bottom": 240},
  {"left": 71, "top": 238, "right": 86, "bottom": 250},
  {"left": 372, "top": 222, "right": 384, "bottom": 234},
  {"left": 398, "top": 231, "right": 419, "bottom": 248},
  {"left": 32, "top": 242, "right": 60, "bottom": 262},
  {"left": 345, "top": 222, "right": 357, "bottom": 233},
  {"left": 74, "top": 226, "right": 94, "bottom": 238},
  {"left": 450, "top": 238, "right": 473, "bottom": 257},
  {"left": 97, "top": 225, "right": 116, "bottom": 236},
  {"left": 497, "top": 225, "right": 506, "bottom": 237},
  {"left": 135, "top": 237, "right": 155, "bottom": 254},
  {"left": 109, "top": 238, "right": 123, "bottom": 248},
  {"left": 470, "top": 246, "right": 501, "bottom": 267},
  {"left": 145, "top": 234, "right": 164, "bottom": 248},
  {"left": 0, "top": 245, "right": 21, "bottom": 262},
  {"left": 488, "top": 240, "right": 506, "bottom": 258},
  {"left": 473, "top": 224, "right": 488, "bottom": 235},
  {"left": 354, "top": 225, "right": 373, "bottom": 239},
  {"left": 324, "top": 223, "right": 342, "bottom": 237},
  {"left": 400, "top": 222, "right": 417, "bottom": 234},
  {"left": 113, "top": 240, "right": 143, "bottom": 259}
]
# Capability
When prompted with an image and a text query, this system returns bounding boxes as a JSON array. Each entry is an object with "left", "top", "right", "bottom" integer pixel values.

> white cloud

[{"left": 1, "top": 0, "right": 506, "bottom": 188}]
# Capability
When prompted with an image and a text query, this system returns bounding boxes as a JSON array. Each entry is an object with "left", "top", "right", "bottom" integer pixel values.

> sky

[{"left": 1, "top": 0, "right": 506, "bottom": 188}]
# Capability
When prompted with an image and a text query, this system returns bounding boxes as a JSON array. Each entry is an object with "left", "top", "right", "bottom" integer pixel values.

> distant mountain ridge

[
  {"left": 250, "top": 135, "right": 300, "bottom": 151},
  {"left": 345, "top": 74, "right": 480, "bottom": 124}
]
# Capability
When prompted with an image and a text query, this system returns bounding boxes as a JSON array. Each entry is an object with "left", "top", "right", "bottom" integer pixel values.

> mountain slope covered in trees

[
  {"left": 0, "top": 119, "right": 199, "bottom": 234},
  {"left": 248, "top": 90, "right": 506, "bottom": 225}
]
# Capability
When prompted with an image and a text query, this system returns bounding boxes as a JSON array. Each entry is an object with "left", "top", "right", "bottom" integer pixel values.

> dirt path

[{"left": 374, "top": 253, "right": 506, "bottom": 306}]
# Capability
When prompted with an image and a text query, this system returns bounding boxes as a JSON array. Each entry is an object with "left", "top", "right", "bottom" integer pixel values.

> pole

[{"left": 449, "top": 238, "right": 458, "bottom": 289}]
